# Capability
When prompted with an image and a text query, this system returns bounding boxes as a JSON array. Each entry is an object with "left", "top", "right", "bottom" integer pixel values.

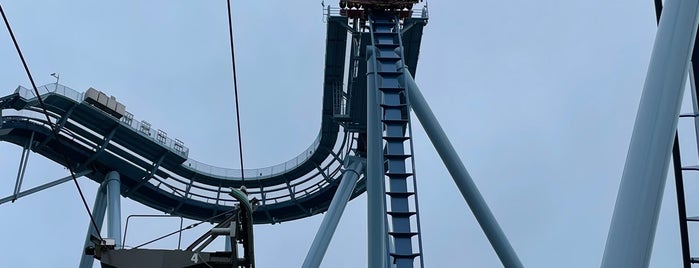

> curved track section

[
  {"left": 0, "top": 84, "right": 357, "bottom": 224},
  {"left": 0, "top": 14, "right": 426, "bottom": 224}
]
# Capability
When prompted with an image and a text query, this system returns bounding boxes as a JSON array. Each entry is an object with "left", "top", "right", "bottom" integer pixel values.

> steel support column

[
  {"left": 601, "top": 0, "right": 699, "bottom": 266},
  {"left": 401, "top": 69, "right": 524, "bottom": 268},
  {"left": 366, "top": 45, "right": 388, "bottom": 268},
  {"left": 79, "top": 182, "right": 108, "bottom": 268},
  {"left": 105, "top": 171, "right": 122, "bottom": 248},
  {"left": 302, "top": 158, "right": 364, "bottom": 268}
]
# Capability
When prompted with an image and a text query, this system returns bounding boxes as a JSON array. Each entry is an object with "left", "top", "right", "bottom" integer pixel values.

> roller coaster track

[{"left": 0, "top": 10, "right": 428, "bottom": 224}]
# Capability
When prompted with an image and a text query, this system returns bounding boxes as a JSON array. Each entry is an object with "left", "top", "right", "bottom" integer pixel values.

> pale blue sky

[{"left": 0, "top": 1, "right": 690, "bottom": 267}]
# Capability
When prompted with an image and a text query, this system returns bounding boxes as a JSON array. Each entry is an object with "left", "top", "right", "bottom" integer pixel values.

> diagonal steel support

[
  {"left": 0, "top": 170, "right": 92, "bottom": 205},
  {"left": 286, "top": 179, "right": 309, "bottom": 215},
  {"left": 34, "top": 103, "right": 77, "bottom": 151},
  {"left": 77, "top": 125, "right": 119, "bottom": 170},
  {"left": 302, "top": 157, "right": 364, "bottom": 268},
  {"left": 124, "top": 153, "right": 166, "bottom": 195},
  {"left": 12, "top": 131, "right": 34, "bottom": 202},
  {"left": 601, "top": 0, "right": 699, "bottom": 266},
  {"left": 401, "top": 68, "right": 524, "bottom": 268}
]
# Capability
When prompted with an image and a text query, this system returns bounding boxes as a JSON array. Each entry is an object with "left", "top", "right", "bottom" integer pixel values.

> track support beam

[
  {"left": 0, "top": 170, "right": 92, "bottom": 205},
  {"left": 601, "top": 0, "right": 699, "bottom": 266},
  {"left": 79, "top": 171, "right": 122, "bottom": 268},
  {"left": 302, "top": 157, "right": 364, "bottom": 268},
  {"left": 401, "top": 69, "right": 524, "bottom": 268},
  {"left": 106, "top": 171, "right": 122, "bottom": 249},
  {"left": 12, "top": 131, "right": 33, "bottom": 202}
]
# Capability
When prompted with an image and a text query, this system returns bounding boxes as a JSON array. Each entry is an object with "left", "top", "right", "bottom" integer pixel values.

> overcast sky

[{"left": 0, "top": 1, "right": 693, "bottom": 267}]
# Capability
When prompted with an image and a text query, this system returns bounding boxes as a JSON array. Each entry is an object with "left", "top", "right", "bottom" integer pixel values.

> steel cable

[
  {"left": 226, "top": 0, "right": 246, "bottom": 186},
  {"left": 0, "top": 3, "right": 103, "bottom": 239}
]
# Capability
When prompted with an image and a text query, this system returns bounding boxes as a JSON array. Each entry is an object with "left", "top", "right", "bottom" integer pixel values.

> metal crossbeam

[
  {"left": 1, "top": 170, "right": 93, "bottom": 205},
  {"left": 33, "top": 103, "right": 77, "bottom": 151},
  {"left": 124, "top": 153, "right": 166, "bottom": 195}
]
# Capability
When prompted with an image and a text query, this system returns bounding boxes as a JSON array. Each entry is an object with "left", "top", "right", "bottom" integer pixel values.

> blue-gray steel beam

[
  {"left": 302, "top": 158, "right": 363, "bottom": 268},
  {"left": 106, "top": 171, "right": 122, "bottom": 248},
  {"left": 367, "top": 45, "right": 388, "bottom": 268},
  {"left": 76, "top": 125, "right": 118, "bottom": 170},
  {"left": 34, "top": 103, "right": 76, "bottom": 151},
  {"left": 124, "top": 154, "right": 166, "bottom": 196},
  {"left": 601, "top": 0, "right": 699, "bottom": 266},
  {"left": 401, "top": 69, "right": 524, "bottom": 268},
  {"left": 79, "top": 182, "right": 108, "bottom": 268},
  {"left": 12, "top": 131, "right": 33, "bottom": 200},
  {"left": 0, "top": 170, "right": 92, "bottom": 205}
]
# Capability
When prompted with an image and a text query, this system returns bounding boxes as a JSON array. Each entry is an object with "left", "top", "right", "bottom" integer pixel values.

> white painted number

[{"left": 191, "top": 253, "right": 199, "bottom": 263}]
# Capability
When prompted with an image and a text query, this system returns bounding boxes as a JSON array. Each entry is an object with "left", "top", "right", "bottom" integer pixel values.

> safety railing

[
  {"left": 182, "top": 134, "right": 322, "bottom": 180},
  {"left": 151, "top": 132, "right": 352, "bottom": 208},
  {"left": 410, "top": 5, "right": 429, "bottom": 19},
  {"left": 326, "top": 6, "right": 343, "bottom": 18},
  {"left": 122, "top": 214, "right": 184, "bottom": 250},
  {"left": 12, "top": 84, "right": 189, "bottom": 157},
  {"left": 323, "top": 4, "right": 429, "bottom": 20}
]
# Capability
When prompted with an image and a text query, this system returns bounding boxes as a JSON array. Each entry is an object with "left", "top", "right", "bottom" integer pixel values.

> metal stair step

[
  {"left": 387, "top": 211, "right": 417, "bottom": 217},
  {"left": 380, "top": 102, "right": 407, "bottom": 107},
  {"left": 375, "top": 43, "right": 400, "bottom": 49},
  {"left": 389, "top": 231, "right": 419, "bottom": 238},
  {"left": 389, "top": 253, "right": 421, "bottom": 259},
  {"left": 378, "top": 86, "right": 406, "bottom": 92},
  {"left": 385, "top": 172, "right": 413, "bottom": 178},
  {"left": 381, "top": 118, "right": 409, "bottom": 124},
  {"left": 377, "top": 70, "right": 402, "bottom": 75},
  {"left": 386, "top": 191, "right": 415, "bottom": 198},
  {"left": 374, "top": 31, "right": 398, "bottom": 36},
  {"left": 682, "top": 165, "right": 699, "bottom": 171},
  {"left": 383, "top": 136, "right": 410, "bottom": 141},
  {"left": 384, "top": 154, "right": 412, "bottom": 159}
]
